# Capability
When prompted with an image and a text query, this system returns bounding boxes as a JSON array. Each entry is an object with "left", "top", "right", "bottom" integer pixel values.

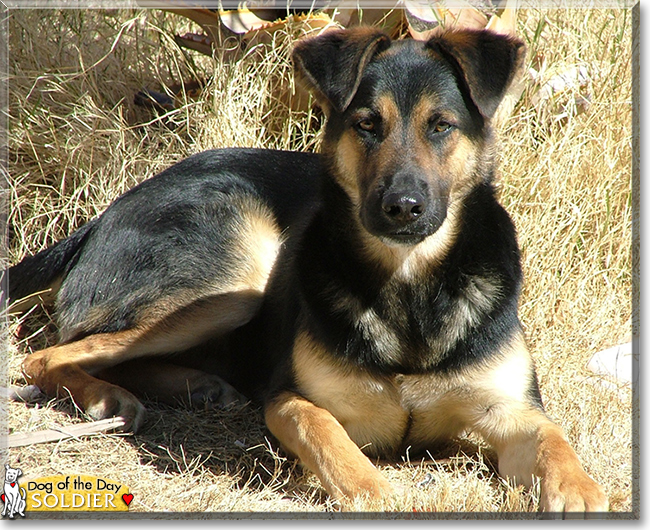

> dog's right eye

[{"left": 356, "top": 118, "right": 375, "bottom": 133}]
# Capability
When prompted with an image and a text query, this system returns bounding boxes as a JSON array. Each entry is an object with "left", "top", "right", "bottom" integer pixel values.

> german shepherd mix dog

[{"left": 7, "top": 28, "right": 607, "bottom": 514}]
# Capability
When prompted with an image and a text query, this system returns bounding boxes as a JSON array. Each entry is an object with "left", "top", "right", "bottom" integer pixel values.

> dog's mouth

[{"left": 378, "top": 231, "right": 429, "bottom": 246}]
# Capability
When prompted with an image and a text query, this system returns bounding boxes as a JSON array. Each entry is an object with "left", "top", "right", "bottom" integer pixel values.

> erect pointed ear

[
  {"left": 426, "top": 29, "right": 525, "bottom": 119},
  {"left": 292, "top": 27, "right": 391, "bottom": 114}
]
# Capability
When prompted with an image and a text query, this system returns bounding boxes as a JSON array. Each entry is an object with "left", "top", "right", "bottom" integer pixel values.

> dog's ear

[
  {"left": 292, "top": 27, "right": 391, "bottom": 113},
  {"left": 426, "top": 29, "right": 525, "bottom": 119}
]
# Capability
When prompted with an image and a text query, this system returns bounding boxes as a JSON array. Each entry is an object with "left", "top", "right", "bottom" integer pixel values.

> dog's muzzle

[{"left": 361, "top": 174, "right": 448, "bottom": 245}]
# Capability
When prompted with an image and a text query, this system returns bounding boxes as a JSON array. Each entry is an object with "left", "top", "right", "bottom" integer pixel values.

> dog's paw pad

[
  {"left": 6, "top": 384, "right": 44, "bottom": 403},
  {"left": 190, "top": 376, "right": 248, "bottom": 410}
]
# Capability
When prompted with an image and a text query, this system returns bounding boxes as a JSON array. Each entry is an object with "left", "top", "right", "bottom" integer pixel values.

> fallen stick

[{"left": 3, "top": 417, "right": 127, "bottom": 448}]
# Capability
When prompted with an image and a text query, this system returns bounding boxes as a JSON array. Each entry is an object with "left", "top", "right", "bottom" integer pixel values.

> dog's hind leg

[
  {"left": 22, "top": 289, "right": 263, "bottom": 431},
  {"left": 18, "top": 191, "right": 284, "bottom": 429},
  {"left": 97, "top": 359, "right": 248, "bottom": 410},
  {"left": 22, "top": 329, "right": 151, "bottom": 431}
]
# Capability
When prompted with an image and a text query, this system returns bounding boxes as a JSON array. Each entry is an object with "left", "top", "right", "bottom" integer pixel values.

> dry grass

[{"left": 1, "top": 6, "right": 635, "bottom": 517}]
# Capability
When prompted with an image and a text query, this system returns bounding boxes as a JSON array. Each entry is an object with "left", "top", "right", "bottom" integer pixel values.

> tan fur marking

[
  {"left": 446, "top": 135, "right": 483, "bottom": 196},
  {"left": 401, "top": 332, "right": 535, "bottom": 446},
  {"left": 292, "top": 331, "right": 408, "bottom": 455},
  {"left": 492, "top": 413, "right": 609, "bottom": 512},
  {"left": 333, "top": 131, "right": 363, "bottom": 207},
  {"left": 264, "top": 391, "right": 393, "bottom": 507},
  {"left": 409, "top": 95, "right": 445, "bottom": 167},
  {"left": 22, "top": 329, "right": 149, "bottom": 430},
  {"left": 409, "top": 96, "right": 483, "bottom": 198},
  {"left": 426, "top": 274, "right": 502, "bottom": 353},
  {"left": 330, "top": 296, "right": 402, "bottom": 364},
  {"left": 375, "top": 94, "right": 400, "bottom": 138},
  {"left": 533, "top": 422, "right": 609, "bottom": 512},
  {"left": 230, "top": 196, "right": 284, "bottom": 293},
  {"left": 137, "top": 290, "right": 265, "bottom": 356}
]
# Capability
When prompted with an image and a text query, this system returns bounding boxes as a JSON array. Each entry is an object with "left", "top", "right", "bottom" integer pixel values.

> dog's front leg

[
  {"left": 488, "top": 409, "right": 609, "bottom": 516},
  {"left": 265, "top": 391, "right": 393, "bottom": 508}
]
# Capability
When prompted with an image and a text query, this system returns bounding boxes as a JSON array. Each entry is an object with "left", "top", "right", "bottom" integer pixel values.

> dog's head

[
  {"left": 4, "top": 464, "right": 22, "bottom": 483},
  {"left": 293, "top": 28, "right": 524, "bottom": 247}
]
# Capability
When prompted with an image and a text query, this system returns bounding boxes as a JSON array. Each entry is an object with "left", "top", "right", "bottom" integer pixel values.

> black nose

[{"left": 381, "top": 192, "right": 427, "bottom": 224}]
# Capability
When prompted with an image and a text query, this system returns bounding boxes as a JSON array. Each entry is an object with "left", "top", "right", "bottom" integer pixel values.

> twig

[{"left": 3, "top": 417, "right": 126, "bottom": 448}]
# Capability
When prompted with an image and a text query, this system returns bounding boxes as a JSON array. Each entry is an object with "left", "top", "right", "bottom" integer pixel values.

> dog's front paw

[
  {"left": 324, "top": 461, "right": 397, "bottom": 511},
  {"left": 85, "top": 382, "right": 146, "bottom": 432},
  {"left": 540, "top": 470, "right": 609, "bottom": 516},
  {"left": 340, "top": 473, "right": 396, "bottom": 511}
]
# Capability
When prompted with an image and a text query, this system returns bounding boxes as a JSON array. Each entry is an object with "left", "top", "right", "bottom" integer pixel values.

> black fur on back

[{"left": 7, "top": 148, "right": 323, "bottom": 342}]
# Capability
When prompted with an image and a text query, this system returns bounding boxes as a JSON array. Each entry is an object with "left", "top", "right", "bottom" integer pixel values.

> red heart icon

[
  {"left": 122, "top": 493, "right": 133, "bottom": 507},
  {"left": 1, "top": 493, "right": 5, "bottom": 503}
]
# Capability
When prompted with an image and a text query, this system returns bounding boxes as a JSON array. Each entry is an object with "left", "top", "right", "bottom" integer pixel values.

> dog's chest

[
  {"left": 294, "top": 334, "right": 451, "bottom": 455},
  {"left": 293, "top": 350, "right": 459, "bottom": 455},
  {"left": 293, "top": 331, "right": 533, "bottom": 457},
  {"left": 333, "top": 272, "right": 500, "bottom": 372}
]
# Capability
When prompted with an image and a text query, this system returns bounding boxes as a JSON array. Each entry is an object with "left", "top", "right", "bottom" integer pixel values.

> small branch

[{"left": 4, "top": 417, "right": 126, "bottom": 448}]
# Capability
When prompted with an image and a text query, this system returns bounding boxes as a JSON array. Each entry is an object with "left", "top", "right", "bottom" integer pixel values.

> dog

[
  {"left": 2, "top": 465, "right": 26, "bottom": 518},
  {"left": 6, "top": 27, "right": 608, "bottom": 515}
]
